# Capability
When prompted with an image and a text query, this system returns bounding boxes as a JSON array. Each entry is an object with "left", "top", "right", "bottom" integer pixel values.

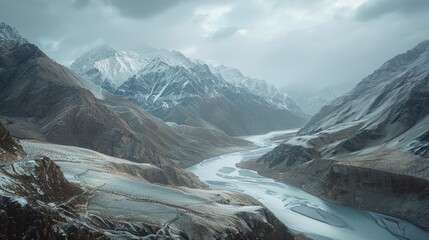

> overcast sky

[{"left": 1, "top": 0, "right": 429, "bottom": 92}]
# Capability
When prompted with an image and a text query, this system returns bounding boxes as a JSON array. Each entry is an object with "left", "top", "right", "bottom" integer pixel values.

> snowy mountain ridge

[
  {"left": 116, "top": 58, "right": 226, "bottom": 111},
  {"left": 0, "top": 22, "right": 28, "bottom": 44},
  {"left": 71, "top": 44, "right": 298, "bottom": 111}
]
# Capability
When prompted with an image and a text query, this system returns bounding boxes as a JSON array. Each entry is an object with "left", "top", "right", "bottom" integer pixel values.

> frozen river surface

[{"left": 189, "top": 130, "right": 429, "bottom": 240}]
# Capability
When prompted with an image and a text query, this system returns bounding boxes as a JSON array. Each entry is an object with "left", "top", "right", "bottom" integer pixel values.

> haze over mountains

[
  {"left": 71, "top": 45, "right": 308, "bottom": 135},
  {"left": 286, "top": 84, "right": 353, "bottom": 115}
]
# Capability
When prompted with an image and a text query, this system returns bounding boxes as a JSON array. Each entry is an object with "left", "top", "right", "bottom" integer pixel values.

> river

[{"left": 189, "top": 130, "right": 429, "bottom": 240}]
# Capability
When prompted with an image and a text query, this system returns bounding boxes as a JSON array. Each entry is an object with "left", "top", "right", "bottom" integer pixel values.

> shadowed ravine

[{"left": 189, "top": 130, "right": 429, "bottom": 240}]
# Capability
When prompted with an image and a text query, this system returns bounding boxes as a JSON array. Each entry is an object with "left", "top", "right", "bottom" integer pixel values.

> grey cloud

[
  {"left": 72, "top": 0, "right": 92, "bottom": 9},
  {"left": 355, "top": 0, "right": 429, "bottom": 21},
  {"left": 101, "top": 0, "right": 187, "bottom": 19},
  {"left": 209, "top": 27, "right": 240, "bottom": 41},
  {"left": 1, "top": 0, "right": 429, "bottom": 93}
]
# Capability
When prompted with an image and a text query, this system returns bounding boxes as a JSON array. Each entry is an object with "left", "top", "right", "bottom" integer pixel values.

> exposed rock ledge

[{"left": 0, "top": 122, "right": 25, "bottom": 162}]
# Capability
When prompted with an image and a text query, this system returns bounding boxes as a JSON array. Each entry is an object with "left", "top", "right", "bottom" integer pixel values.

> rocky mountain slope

[
  {"left": 242, "top": 40, "right": 429, "bottom": 231},
  {"left": 72, "top": 45, "right": 308, "bottom": 136},
  {"left": 300, "top": 40, "right": 429, "bottom": 150}
]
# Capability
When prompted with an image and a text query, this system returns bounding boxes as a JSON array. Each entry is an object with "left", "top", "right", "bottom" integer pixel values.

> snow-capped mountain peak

[
  {"left": 0, "top": 22, "right": 28, "bottom": 44},
  {"left": 70, "top": 45, "right": 149, "bottom": 90}
]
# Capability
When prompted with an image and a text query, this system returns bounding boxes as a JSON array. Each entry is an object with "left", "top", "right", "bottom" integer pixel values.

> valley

[
  {"left": 190, "top": 130, "right": 429, "bottom": 240},
  {"left": 1, "top": 8, "right": 429, "bottom": 240}
]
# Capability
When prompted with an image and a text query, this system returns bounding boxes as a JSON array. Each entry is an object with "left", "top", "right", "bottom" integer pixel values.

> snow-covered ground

[{"left": 189, "top": 130, "right": 429, "bottom": 240}]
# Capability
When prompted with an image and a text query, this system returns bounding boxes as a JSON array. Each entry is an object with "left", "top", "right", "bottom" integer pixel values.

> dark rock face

[
  {"left": 325, "top": 164, "right": 429, "bottom": 230},
  {"left": 0, "top": 196, "right": 109, "bottom": 240},
  {"left": 0, "top": 196, "right": 106, "bottom": 240},
  {"left": 410, "top": 130, "right": 429, "bottom": 157},
  {"left": 0, "top": 122, "right": 25, "bottom": 162},
  {"left": 0, "top": 157, "right": 111, "bottom": 240},
  {"left": 234, "top": 208, "right": 296, "bottom": 240}
]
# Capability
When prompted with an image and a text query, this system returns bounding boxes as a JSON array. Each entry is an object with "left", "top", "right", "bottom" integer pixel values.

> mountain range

[
  {"left": 0, "top": 22, "right": 303, "bottom": 240},
  {"left": 71, "top": 45, "right": 308, "bottom": 135}
]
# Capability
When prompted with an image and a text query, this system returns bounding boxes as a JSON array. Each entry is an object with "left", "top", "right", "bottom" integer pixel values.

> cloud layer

[{"left": 1, "top": 0, "right": 429, "bottom": 92}]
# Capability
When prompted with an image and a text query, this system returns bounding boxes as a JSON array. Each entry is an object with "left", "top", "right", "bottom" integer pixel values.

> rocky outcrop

[
  {"left": 0, "top": 157, "right": 82, "bottom": 202},
  {"left": 0, "top": 157, "right": 111, "bottom": 239},
  {"left": 0, "top": 122, "right": 25, "bottom": 162},
  {"left": 0, "top": 196, "right": 109, "bottom": 240},
  {"left": 324, "top": 164, "right": 429, "bottom": 230}
]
